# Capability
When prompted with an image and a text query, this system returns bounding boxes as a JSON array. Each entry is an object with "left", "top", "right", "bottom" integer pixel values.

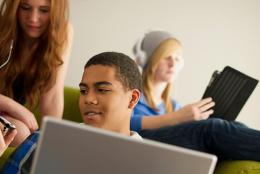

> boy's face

[{"left": 79, "top": 65, "right": 138, "bottom": 134}]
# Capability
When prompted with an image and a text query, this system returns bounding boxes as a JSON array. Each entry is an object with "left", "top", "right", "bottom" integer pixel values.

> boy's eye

[
  {"left": 79, "top": 88, "right": 88, "bottom": 95},
  {"left": 98, "top": 89, "right": 110, "bottom": 93}
]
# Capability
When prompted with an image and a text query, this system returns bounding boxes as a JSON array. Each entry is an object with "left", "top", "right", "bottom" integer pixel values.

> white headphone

[
  {"left": 0, "top": 40, "right": 13, "bottom": 69},
  {"left": 133, "top": 34, "right": 147, "bottom": 68}
]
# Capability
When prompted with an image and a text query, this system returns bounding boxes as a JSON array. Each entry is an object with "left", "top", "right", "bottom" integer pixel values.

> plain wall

[
  {"left": 68, "top": 0, "right": 260, "bottom": 129},
  {"left": 1, "top": 0, "right": 259, "bottom": 128}
]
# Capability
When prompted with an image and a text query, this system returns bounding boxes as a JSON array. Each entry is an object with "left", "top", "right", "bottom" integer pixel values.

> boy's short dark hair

[{"left": 85, "top": 52, "right": 142, "bottom": 91}]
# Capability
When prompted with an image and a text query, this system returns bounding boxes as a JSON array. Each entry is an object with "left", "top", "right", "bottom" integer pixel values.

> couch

[{"left": 1, "top": 86, "right": 260, "bottom": 173}]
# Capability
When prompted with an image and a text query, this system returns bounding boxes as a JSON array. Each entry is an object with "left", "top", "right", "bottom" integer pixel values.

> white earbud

[{"left": 0, "top": 40, "right": 13, "bottom": 69}]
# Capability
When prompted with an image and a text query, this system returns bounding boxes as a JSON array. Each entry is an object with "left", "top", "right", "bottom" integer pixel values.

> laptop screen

[{"left": 31, "top": 117, "right": 217, "bottom": 174}]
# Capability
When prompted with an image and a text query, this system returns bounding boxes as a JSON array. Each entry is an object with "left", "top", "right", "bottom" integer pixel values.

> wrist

[{"left": 165, "top": 113, "right": 179, "bottom": 126}]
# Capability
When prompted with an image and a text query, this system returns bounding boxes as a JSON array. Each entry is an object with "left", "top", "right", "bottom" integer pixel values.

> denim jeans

[{"left": 140, "top": 118, "right": 260, "bottom": 161}]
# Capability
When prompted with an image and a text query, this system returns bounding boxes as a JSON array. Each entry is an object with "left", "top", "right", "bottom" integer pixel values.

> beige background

[{"left": 1, "top": 0, "right": 259, "bottom": 128}]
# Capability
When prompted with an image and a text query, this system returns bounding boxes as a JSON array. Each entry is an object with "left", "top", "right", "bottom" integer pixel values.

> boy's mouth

[{"left": 84, "top": 111, "right": 102, "bottom": 117}]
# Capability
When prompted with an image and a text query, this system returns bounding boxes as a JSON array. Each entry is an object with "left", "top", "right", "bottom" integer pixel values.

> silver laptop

[{"left": 30, "top": 117, "right": 217, "bottom": 174}]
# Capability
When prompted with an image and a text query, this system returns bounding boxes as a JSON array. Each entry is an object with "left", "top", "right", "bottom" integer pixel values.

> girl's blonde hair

[
  {"left": 0, "top": 0, "right": 69, "bottom": 108},
  {"left": 142, "top": 38, "right": 182, "bottom": 112}
]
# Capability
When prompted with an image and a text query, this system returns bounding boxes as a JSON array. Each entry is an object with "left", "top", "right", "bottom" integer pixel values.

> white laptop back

[{"left": 30, "top": 117, "right": 217, "bottom": 174}]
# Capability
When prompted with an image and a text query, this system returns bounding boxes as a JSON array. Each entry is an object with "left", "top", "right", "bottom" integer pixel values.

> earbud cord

[{"left": 0, "top": 40, "right": 13, "bottom": 69}]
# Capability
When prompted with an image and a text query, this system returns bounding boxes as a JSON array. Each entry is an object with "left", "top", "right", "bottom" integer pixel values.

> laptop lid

[
  {"left": 30, "top": 117, "right": 217, "bottom": 174},
  {"left": 202, "top": 66, "right": 258, "bottom": 121}
]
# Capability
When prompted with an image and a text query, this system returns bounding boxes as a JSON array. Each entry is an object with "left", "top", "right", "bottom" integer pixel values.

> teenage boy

[{"left": 79, "top": 52, "right": 142, "bottom": 139}]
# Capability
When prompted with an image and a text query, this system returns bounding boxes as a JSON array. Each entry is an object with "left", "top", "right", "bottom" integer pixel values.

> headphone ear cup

[
  {"left": 133, "top": 35, "right": 147, "bottom": 68},
  {"left": 136, "top": 51, "right": 146, "bottom": 68}
]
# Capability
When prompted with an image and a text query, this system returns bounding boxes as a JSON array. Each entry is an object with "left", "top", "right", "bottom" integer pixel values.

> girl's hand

[{"left": 175, "top": 97, "right": 215, "bottom": 123}]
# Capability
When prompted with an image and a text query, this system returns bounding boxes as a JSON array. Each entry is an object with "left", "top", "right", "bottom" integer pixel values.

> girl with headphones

[{"left": 131, "top": 30, "right": 260, "bottom": 161}]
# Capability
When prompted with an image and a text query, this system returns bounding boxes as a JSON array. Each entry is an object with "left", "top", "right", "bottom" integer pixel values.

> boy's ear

[{"left": 128, "top": 89, "right": 141, "bottom": 109}]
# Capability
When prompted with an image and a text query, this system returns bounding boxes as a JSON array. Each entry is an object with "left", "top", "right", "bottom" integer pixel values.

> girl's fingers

[
  {"left": 4, "top": 129, "right": 17, "bottom": 146},
  {"left": 200, "top": 109, "right": 214, "bottom": 119},
  {"left": 199, "top": 101, "right": 215, "bottom": 112},
  {"left": 194, "top": 97, "right": 213, "bottom": 107}
]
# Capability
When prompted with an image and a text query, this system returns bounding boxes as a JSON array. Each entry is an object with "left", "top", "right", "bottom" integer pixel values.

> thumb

[{"left": 4, "top": 129, "right": 17, "bottom": 146}]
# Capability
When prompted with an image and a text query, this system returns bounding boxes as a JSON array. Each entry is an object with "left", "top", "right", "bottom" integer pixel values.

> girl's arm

[
  {"left": 40, "top": 23, "right": 73, "bottom": 119},
  {"left": 141, "top": 98, "right": 215, "bottom": 130}
]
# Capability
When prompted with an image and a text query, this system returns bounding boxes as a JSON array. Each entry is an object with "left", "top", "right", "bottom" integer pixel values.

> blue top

[{"left": 130, "top": 93, "right": 182, "bottom": 132}]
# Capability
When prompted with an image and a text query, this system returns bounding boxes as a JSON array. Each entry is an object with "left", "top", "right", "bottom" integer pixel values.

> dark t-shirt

[{"left": 12, "top": 74, "right": 26, "bottom": 104}]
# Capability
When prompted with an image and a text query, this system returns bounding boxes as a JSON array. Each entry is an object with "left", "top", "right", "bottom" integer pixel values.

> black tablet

[{"left": 202, "top": 66, "right": 258, "bottom": 121}]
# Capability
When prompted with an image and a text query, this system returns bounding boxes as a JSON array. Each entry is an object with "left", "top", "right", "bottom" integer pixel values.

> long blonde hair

[
  {"left": 142, "top": 38, "right": 182, "bottom": 112},
  {"left": 0, "top": 0, "right": 69, "bottom": 108}
]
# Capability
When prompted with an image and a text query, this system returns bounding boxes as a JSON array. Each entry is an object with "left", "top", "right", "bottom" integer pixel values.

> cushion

[{"left": 214, "top": 160, "right": 260, "bottom": 174}]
